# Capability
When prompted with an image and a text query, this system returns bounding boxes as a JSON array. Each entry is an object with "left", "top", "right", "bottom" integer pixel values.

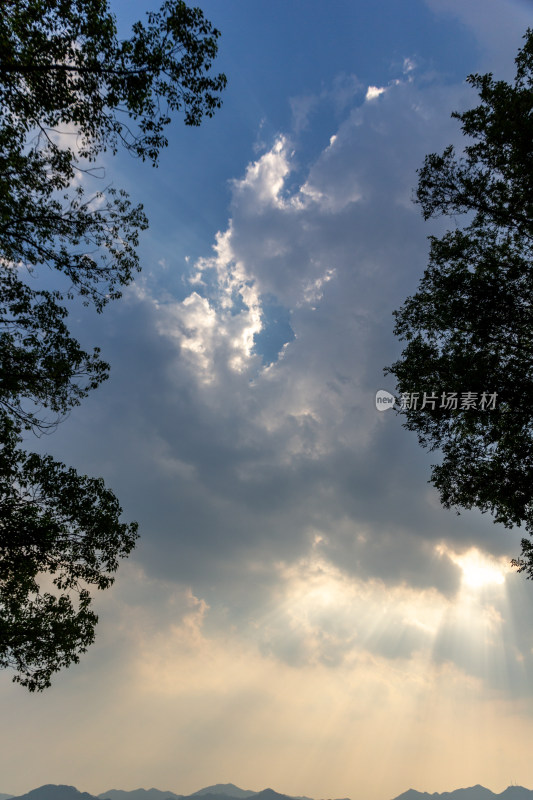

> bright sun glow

[{"left": 447, "top": 547, "right": 508, "bottom": 588}]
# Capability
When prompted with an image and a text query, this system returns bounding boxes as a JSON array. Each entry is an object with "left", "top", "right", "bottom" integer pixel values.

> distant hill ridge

[
  {"left": 190, "top": 786, "right": 255, "bottom": 799},
  {"left": 99, "top": 790, "right": 182, "bottom": 800},
  {"left": 394, "top": 787, "right": 533, "bottom": 800},
  {"left": 3, "top": 782, "right": 533, "bottom": 800},
  {"left": 5, "top": 786, "right": 101, "bottom": 800}
]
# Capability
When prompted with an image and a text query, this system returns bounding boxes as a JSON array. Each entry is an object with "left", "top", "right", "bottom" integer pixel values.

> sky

[{"left": 2, "top": 1, "right": 533, "bottom": 799}]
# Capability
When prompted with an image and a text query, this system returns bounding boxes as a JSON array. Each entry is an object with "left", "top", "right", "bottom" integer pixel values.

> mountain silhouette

[
  {"left": 99, "top": 790, "right": 182, "bottom": 800},
  {"left": 392, "top": 787, "right": 533, "bottom": 800},
  {"left": 182, "top": 793, "right": 245, "bottom": 800},
  {"left": 190, "top": 787, "right": 254, "bottom": 799},
  {"left": 252, "top": 791, "right": 293, "bottom": 800},
  {"left": 6, "top": 781, "right": 533, "bottom": 800},
  {"left": 8, "top": 786, "right": 99, "bottom": 800}
]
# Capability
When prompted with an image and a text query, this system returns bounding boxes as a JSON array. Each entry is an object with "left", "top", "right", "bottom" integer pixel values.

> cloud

[
  {"left": 424, "top": 0, "right": 531, "bottom": 75},
  {"left": 5, "top": 9, "right": 533, "bottom": 800},
  {"left": 2, "top": 558, "right": 533, "bottom": 800},
  {"left": 365, "top": 86, "right": 386, "bottom": 101},
  {"left": 22, "top": 51, "right": 533, "bottom": 707}
]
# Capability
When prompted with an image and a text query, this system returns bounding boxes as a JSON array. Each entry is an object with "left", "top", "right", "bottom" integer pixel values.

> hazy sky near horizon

[{"left": 2, "top": 1, "right": 533, "bottom": 799}]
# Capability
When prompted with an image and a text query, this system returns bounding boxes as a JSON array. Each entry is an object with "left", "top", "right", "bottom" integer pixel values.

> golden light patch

[{"left": 439, "top": 545, "right": 510, "bottom": 589}]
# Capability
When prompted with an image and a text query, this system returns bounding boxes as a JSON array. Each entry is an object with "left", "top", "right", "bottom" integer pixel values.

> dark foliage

[
  {"left": 0, "top": 0, "right": 226, "bottom": 688},
  {"left": 386, "top": 30, "right": 533, "bottom": 575}
]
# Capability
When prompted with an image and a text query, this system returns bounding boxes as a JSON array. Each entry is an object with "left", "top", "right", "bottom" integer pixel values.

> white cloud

[
  {"left": 118, "top": 69, "right": 524, "bottom": 604},
  {"left": 14, "top": 45, "right": 533, "bottom": 735},
  {"left": 4, "top": 7, "right": 533, "bottom": 798},
  {"left": 365, "top": 85, "right": 386, "bottom": 101},
  {"left": 125, "top": 68, "right": 528, "bottom": 627},
  {"left": 232, "top": 136, "right": 292, "bottom": 210}
]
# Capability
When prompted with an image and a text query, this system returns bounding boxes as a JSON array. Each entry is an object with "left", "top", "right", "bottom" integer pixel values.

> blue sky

[{"left": 2, "top": 1, "right": 533, "bottom": 799}]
